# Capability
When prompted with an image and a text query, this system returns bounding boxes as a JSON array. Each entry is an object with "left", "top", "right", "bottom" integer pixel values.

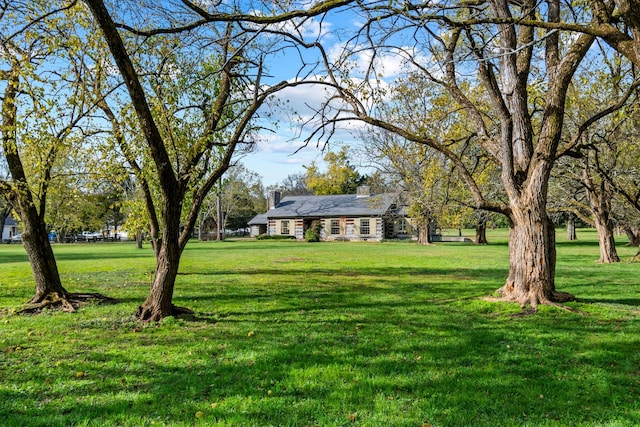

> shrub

[
  {"left": 304, "top": 220, "right": 323, "bottom": 242},
  {"left": 256, "top": 234, "right": 296, "bottom": 241}
]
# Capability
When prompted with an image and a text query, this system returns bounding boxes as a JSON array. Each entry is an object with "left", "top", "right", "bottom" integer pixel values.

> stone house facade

[{"left": 248, "top": 187, "right": 407, "bottom": 241}]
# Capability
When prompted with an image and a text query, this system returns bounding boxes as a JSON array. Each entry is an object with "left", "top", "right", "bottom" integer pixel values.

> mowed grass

[{"left": 0, "top": 229, "right": 638, "bottom": 427}]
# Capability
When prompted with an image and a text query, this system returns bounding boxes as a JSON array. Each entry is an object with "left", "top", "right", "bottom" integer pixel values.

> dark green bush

[
  {"left": 304, "top": 220, "right": 323, "bottom": 242},
  {"left": 256, "top": 234, "right": 296, "bottom": 240}
]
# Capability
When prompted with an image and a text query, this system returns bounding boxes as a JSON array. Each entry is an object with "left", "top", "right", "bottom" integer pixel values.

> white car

[
  {"left": 80, "top": 231, "right": 103, "bottom": 241},
  {"left": 10, "top": 234, "right": 22, "bottom": 242}
]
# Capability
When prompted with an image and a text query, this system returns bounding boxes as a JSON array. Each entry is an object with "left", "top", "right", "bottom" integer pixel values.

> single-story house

[
  {"left": 248, "top": 186, "right": 410, "bottom": 241},
  {"left": 1, "top": 215, "right": 20, "bottom": 241},
  {"left": 247, "top": 213, "right": 268, "bottom": 237}
]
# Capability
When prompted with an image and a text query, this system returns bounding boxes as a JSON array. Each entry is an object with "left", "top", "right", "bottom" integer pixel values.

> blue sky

[
  {"left": 234, "top": 4, "right": 406, "bottom": 187},
  {"left": 236, "top": 7, "right": 355, "bottom": 186}
]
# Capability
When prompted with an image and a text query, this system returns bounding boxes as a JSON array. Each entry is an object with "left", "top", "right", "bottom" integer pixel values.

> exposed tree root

[
  {"left": 483, "top": 287, "right": 582, "bottom": 316},
  {"left": 171, "top": 305, "right": 194, "bottom": 316},
  {"left": 15, "top": 292, "right": 117, "bottom": 315},
  {"left": 550, "top": 290, "right": 576, "bottom": 303},
  {"left": 135, "top": 304, "right": 194, "bottom": 323}
]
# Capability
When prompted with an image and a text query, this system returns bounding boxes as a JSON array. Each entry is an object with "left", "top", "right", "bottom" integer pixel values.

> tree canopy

[{"left": 305, "top": 147, "right": 365, "bottom": 195}]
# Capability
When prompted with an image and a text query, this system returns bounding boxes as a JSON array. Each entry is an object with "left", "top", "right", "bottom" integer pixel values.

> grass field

[{"left": 0, "top": 229, "right": 639, "bottom": 426}]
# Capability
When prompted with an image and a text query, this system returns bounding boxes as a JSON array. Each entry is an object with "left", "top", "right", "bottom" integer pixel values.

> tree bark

[
  {"left": 475, "top": 215, "right": 488, "bottom": 244},
  {"left": 566, "top": 215, "right": 577, "bottom": 241},
  {"left": 415, "top": 219, "right": 433, "bottom": 245},
  {"left": 19, "top": 203, "right": 69, "bottom": 303},
  {"left": 1, "top": 59, "right": 70, "bottom": 304},
  {"left": 135, "top": 241, "right": 182, "bottom": 322},
  {"left": 497, "top": 194, "right": 574, "bottom": 309},
  {"left": 583, "top": 167, "right": 620, "bottom": 263},
  {"left": 0, "top": 204, "right": 9, "bottom": 238},
  {"left": 593, "top": 214, "right": 620, "bottom": 263},
  {"left": 135, "top": 194, "right": 191, "bottom": 321},
  {"left": 623, "top": 226, "right": 640, "bottom": 247}
]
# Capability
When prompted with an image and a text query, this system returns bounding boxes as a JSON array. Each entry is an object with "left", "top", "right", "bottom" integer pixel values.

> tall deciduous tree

[
  {"left": 305, "top": 146, "right": 365, "bottom": 195},
  {"left": 270, "top": 172, "right": 312, "bottom": 196},
  {"left": 552, "top": 44, "right": 640, "bottom": 262},
  {"left": 83, "top": 0, "right": 354, "bottom": 321},
  {"left": 363, "top": 128, "right": 442, "bottom": 244},
  {"left": 313, "top": 0, "right": 605, "bottom": 310},
  {"left": 590, "top": 107, "right": 640, "bottom": 259},
  {"left": 0, "top": 1, "right": 112, "bottom": 310},
  {"left": 360, "top": 76, "right": 501, "bottom": 245},
  {"left": 218, "top": 165, "right": 266, "bottom": 232}
]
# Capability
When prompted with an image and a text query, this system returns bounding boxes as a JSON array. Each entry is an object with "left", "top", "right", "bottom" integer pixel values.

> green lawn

[{"left": 0, "top": 229, "right": 638, "bottom": 426}]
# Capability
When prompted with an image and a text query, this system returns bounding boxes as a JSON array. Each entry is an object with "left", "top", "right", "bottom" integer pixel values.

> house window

[
  {"left": 281, "top": 220, "right": 290, "bottom": 235},
  {"left": 397, "top": 218, "right": 407, "bottom": 233},
  {"left": 360, "top": 219, "right": 370, "bottom": 235},
  {"left": 330, "top": 219, "right": 340, "bottom": 235}
]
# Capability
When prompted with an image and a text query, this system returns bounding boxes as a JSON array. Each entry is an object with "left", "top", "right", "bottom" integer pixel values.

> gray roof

[
  {"left": 266, "top": 193, "right": 397, "bottom": 219},
  {"left": 4, "top": 215, "right": 17, "bottom": 226},
  {"left": 247, "top": 213, "right": 268, "bottom": 225}
]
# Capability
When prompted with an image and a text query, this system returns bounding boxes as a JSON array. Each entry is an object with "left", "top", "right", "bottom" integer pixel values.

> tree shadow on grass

[
  {"left": 175, "top": 265, "right": 509, "bottom": 281},
  {"left": 0, "top": 252, "right": 30, "bottom": 264},
  {"left": 575, "top": 297, "right": 640, "bottom": 307},
  {"left": 2, "top": 299, "right": 638, "bottom": 426}
]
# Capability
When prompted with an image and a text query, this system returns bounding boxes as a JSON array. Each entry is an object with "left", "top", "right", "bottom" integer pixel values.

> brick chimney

[{"left": 268, "top": 191, "right": 281, "bottom": 209}]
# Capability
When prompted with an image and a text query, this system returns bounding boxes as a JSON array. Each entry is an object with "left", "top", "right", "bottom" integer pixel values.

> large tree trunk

[
  {"left": 417, "top": 226, "right": 430, "bottom": 244},
  {"left": 623, "top": 226, "right": 640, "bottom": 247},
  {"left": 593, "top": 215, "right": 620, "bottom": 263},
  {"left": 135, "top": 240, "right": 181, "bottom": 322},
  {"left": 497, "top": 198, "right": 574, "bottom": 310},
  {"left": 583, "top": 168, "right": 619, "bottom": 263},
  {"left": 20, "top": 208, "right": 69, "bottom": 303},
  {"left": 135, "top": 201, "right": 191, "bottom": 322}
]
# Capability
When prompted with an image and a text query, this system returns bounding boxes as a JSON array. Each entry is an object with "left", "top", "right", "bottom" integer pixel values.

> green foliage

[
  {"left": 120, "top": 190, "right": 149, "bottom": 241},
  {"left": 0, "top": 230, "right": 639, "bottom": 426},
  {"left": 369, "top": 75, "right": 499, "bottom": 232},
  {"left": 305, "top": 146, "right": 365, "bottom": 195},
  {"left": 304, "top": 220, "right": 323, "bottom": 242},
  {"left": 255, "top": 234, "right": 296, "bottom": 240},
  {"left": 0, "top": 1, "right": 102, "bottom": 225}
]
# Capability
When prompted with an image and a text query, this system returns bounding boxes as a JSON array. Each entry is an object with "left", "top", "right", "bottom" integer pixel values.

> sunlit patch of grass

[{"left": 0, "top": 231, "right": 639, "bottom": 426}]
